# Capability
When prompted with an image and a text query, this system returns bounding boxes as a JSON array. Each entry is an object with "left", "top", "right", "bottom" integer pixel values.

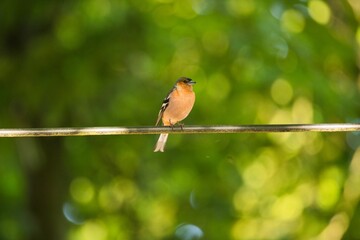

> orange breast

[{"left": 162, "top": 89, "right": 195, "bottom": 126}]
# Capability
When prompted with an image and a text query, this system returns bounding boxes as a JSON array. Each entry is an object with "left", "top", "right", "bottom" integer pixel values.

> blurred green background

[{"left": 1, "top": 0, "right": 360, "bottom": 239}]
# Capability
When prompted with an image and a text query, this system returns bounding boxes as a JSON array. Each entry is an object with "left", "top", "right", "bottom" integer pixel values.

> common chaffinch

[{"left": 154, "top": 77, "right": 196, "bottom": 152}]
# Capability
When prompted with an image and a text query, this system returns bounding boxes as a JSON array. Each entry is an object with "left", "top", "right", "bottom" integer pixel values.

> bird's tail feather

[{"left": 154, "top": 133, "right": 169, "bottom": 152}]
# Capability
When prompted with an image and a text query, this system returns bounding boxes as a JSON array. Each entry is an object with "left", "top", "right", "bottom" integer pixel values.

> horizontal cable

[{"left": 0, "top": 124, "right": 359, "bottom": 137}]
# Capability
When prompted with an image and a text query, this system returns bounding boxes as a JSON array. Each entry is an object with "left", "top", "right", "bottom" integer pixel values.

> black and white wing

[{"left": 155, "top": 86, "right": 174, "bottom": 126}]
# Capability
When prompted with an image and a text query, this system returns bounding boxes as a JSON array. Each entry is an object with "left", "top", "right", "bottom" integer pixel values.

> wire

[{"left": 0, "top": 124, "right": 359, "bottom": 137}]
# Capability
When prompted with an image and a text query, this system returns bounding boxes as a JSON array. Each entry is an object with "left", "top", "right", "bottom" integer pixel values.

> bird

[{"left": 154, "top": 77, "right": 196, "bottom": 152}]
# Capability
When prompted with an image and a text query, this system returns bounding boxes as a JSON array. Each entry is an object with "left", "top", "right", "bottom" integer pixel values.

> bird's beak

[{"left": 188, "top": 80, "right": 196, "bottom": 85}]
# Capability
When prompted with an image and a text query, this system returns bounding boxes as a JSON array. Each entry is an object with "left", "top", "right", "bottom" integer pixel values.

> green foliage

[{"left": 1, "top": 0, "right": 360, "bottom": 239}]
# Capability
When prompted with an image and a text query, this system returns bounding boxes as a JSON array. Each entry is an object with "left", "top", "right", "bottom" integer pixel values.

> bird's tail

[{"left": 154, "top": 133, "right": 169, "bottom": 152}]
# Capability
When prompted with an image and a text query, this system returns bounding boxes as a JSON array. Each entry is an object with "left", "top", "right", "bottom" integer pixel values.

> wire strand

[{"left": 0, "top": 124, "right": 359, "bottom": 137}]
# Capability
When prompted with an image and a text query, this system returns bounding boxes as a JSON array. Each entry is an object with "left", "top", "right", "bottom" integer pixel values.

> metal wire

[{"left": 0, "top": 124, "right": 359, "bottom": 137}]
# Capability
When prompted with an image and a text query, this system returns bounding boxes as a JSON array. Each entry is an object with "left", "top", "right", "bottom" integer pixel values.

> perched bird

[{"left": 154, "top": 77, "right": 196, "bottom": 152}]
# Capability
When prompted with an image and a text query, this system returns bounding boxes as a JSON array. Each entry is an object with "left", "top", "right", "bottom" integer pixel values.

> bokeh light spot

[
  {"left": 192, "top": 0, "right": 214, "bottom": 15},
  {"left": 344, "top": 148, "right": 360, "bottom": 202},
  {"left": 75, "top": 220, "right": 107, "bottom": 240},
  {"left": 308, "top": 0, "right": 331, "bottom": 25},
  {"left": 346, "top": 131, "right": 360, "bottom": 150},
  {"left": 189, "top": 190, "right": 198, "bottom": 209},
  {"left": 233, "top": 188, "right": 259, "bottom": 214},
  {"left": 143, "top": 198, "right": 177, "bottom": 238},
  {"left": 70, "top": 177, "right": 95, "bottom": 204},
  {"left": 231, "top": 219, "right": 259, "bottom": 239},
  {"left": 284, "top": 133, "right": 307, "bottom": 152},
  {"left": 291, "top": 97, "right": 313, "bottom": 123},
  {"left": 316, "top": 167, "right": 343, "bottom": 210},
  {"left": 175, "top": 223, "right": 203, "bottom": 240},
  {"left": 98, "top": 177, "right": 137, "bottom": 212},
  {"left": 63, "top": 202, "right": 84, "bottom": 225},
  {"left": 270, "top": 109, "right": 292, "bottom": 124},
  {"left": 127, "top": 52, "right": 154, "bottom": 79},
  {"left": 305, "top": 132, "right": 324, "bottom": 155},
  {"left": 271, "top": 78, "right": 293, "bottom": 105},
  {"left": 81, "top": 0, "right": 111, "bottom": 25},
  {"left": 270, "top": 2, "right": 284, "bottom": 20},
  {"left": 281, "top": 9, "right": 305, "bottom": 33},
  {"left": 243, "top": 162, "right": 268, "bottom": 189},
  {"left": 272, "top": 36, "right": 289, "bottom": 59},
  {"left": 317, "top": 212, "right": 349, "bottom": 240},
  {"left": 226, "top": 0, "right": 255, "bottom": 16},
  {"left": 174, "top": 0, "right": 197, "bottom": 19},
  {"left": 202, "top": 30, "right": 229, "bottom": 56},
  {"left": 170, "top": 38, "right": 201, "bottom": 76},
  {"left": 271, "top": 194, "right": 304, "bottom": 221},
  {"left": 355, "top": 27, "right": 360, "bottom": 47},
  {"left": 207, "top": 73, "right": 231, "bottom": 101},
  {"left": 152, "top": 5, "right": 176, "bottom": 28}
]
